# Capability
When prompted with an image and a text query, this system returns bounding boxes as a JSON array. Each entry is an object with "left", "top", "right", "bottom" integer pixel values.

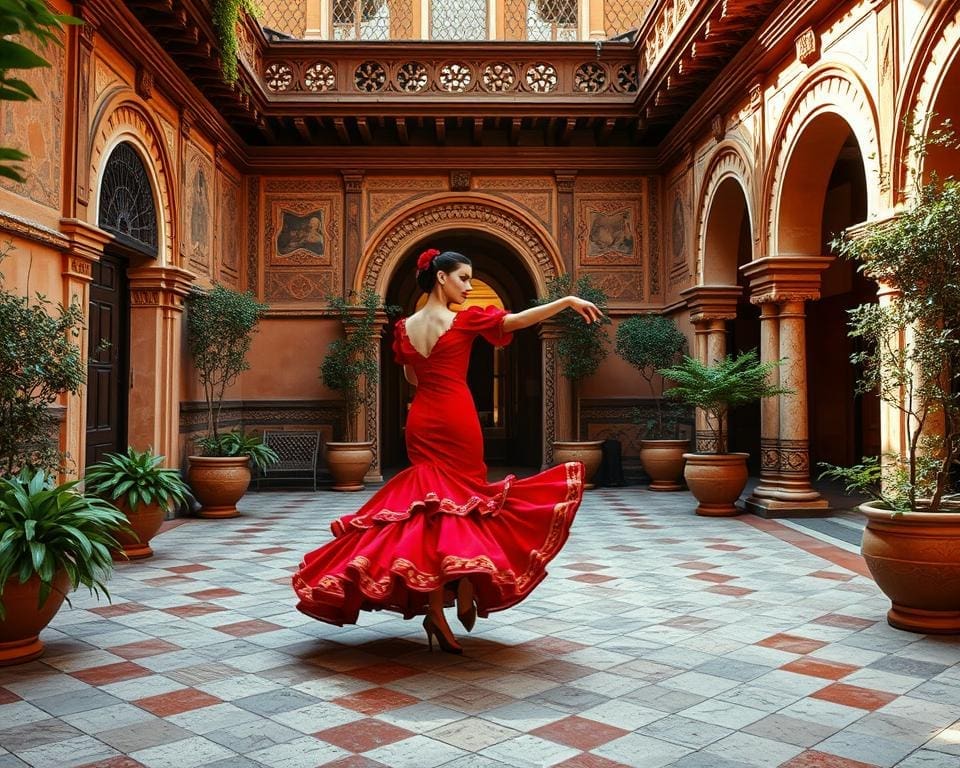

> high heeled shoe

[
  {"left": 456, "top": 578, "right": 477, "bottom": 633},
  {"left": 423, "top": 614, "right": 463, "bottom": 655}
]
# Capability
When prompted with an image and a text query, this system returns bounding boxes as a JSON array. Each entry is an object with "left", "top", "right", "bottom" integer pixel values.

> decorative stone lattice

[
  {"left": 264, "top": 62, "right": 294, "bottom": 92},
  {"left": 304, "top": 61, "right": 336, "bottom": 92},
  {"left": 574, "top": 62, "right": 606, "bottom": 93},
  {"left": 354, "top": 60, "right": 386, "bottom": 92},
  {"left": 525, "top": 62, "right": 558, "bottom": 92},
  {"left": 397, "top": 61, "right": 428, "bottom": 92},
  {"left": 439, "top": 62, "right": 473, "bottom": 92},
  {"left": 616, "top": 63, "right": 639, "bottom": 92},
  {"left": 481, "top": 62, "right": 516, "bottom": 92}
]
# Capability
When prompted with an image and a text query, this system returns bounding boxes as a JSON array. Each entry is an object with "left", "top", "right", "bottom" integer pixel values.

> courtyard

[{"left": 2, "top": 486, "right": 959, "bottom": 768}]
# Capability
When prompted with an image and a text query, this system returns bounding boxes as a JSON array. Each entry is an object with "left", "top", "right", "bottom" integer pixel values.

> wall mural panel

[
  {"left": 263, "top": 189, "right": 342, "bottom": 303},
  {"left": 218, "top": 170, "right": 241, "bottom": 287},
  {"left": 183, "top": 142, "right": 213, "bottom": 275},
  {"left": 577, "top": 197, "right": 642, "bottom": 266},
  {"left": 366, "top": 177, "right": 447, "bottom": 232},
  {"left": 0, "top": 35, "right": 64, "bottom": 209},
  {"left": 667, "top": 172, "right": 692, "bottom": 289}
]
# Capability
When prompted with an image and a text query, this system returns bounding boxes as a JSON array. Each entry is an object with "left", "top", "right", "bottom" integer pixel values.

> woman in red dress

[{"left": 293, "top": 248, "right": 602, "bottom": 653}]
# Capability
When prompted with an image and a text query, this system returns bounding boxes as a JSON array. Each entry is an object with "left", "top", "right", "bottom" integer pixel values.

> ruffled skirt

[{"left": 292, "top": 461, "right": 584, "bottom": 625}]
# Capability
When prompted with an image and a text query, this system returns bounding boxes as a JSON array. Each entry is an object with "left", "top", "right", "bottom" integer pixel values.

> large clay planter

[
  {"left": 0, "top": 571, "right": 70, "bottom": 666},
  {"left": 187, "top": 456, "right": 251, "bottom": 518},
  {"left": 640, "top": 439, "right": 689, "bottom": 491},
  {"left": 552, "top": 440, "right": 604, "bottom": 490},
  {"left": 682, "top": 452, "right": 749, "bottom": 516},
  {"left": 326, "top": 441, "right": 374, "bottom": 491},
  {"left": 859, "top": 502, "right": 960, "bottom": 634},
  {"left": 113, "top": 499, "right": 165, "bottom": 560}
]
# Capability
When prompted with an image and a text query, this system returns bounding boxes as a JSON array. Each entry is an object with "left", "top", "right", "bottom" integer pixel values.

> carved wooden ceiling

[{"left": 104, "top": 0, "right": 783, "bottom": 151}]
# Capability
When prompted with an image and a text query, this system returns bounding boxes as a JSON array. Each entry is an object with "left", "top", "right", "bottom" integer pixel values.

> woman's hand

[{"left": 567, "top": 296, "right": 604, "bottom": 324}]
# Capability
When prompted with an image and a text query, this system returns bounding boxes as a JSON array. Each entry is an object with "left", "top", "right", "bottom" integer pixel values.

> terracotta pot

[
  {"left": 640, "top": 439, "right": 689, "bottom": 491},
  {"left": 112, "top": 499, "right": 165, "bottom": 560},
  {"left": 552, "top": 440, "right": 604, "bottom": 490},
  {"left": 859, "top": 502, "right": 960, "bottom": 634},
  {"left": 326, "top": 441, "right": 374, "bottom": 491},
  {"left": 187, "top": 456, "right": 251, "bottom": 518},
  {"left": 682, "top": 452, "right": 749, "bottom": 516},
  {"left": 0, "top": 571, "right": 71, "bottom": 666}
]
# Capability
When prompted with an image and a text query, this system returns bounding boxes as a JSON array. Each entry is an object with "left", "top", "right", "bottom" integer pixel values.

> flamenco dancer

[{"left": 293, "top": 248, "right": 603, "bottom": 654}]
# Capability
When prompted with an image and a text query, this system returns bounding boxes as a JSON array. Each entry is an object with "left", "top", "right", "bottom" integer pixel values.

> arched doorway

[
  {"left": 87, "top": 141, "right": 159, "bottom": 463},
  {"left": 381, "top": 233, "right": 542, "bottom": 473}
]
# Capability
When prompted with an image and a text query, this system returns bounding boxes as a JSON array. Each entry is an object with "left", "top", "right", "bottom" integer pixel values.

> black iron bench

[{"left": 256, "top": 430, "right": 321, "bottom": 491}]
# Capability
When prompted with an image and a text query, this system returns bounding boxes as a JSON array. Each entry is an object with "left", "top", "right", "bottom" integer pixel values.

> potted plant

[
  {"left": 540, "top": 275, "right": 611, "bottom": 489},
  {"left": 0, "top": 468, "right": 127, "bottom": 665},
  {"left": 185, "top": 284, "right": 276, "bottom": 517},
  {"left": 321, "top": 288, "right": 396, "bottom": 491},
  {"left": 821, "top": 123, "right": 960, "bottom": 634},
  {"left": 659, "top": 350, "right": 789, "bottom": 515},
  {"left": 616, "top": 314, "right": 690, "bottom": 490},
  {"left": 84, "top": 447, "right": 190, "bottom": 559}
]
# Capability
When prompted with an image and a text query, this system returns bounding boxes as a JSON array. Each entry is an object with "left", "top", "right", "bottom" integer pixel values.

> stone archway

[
  {"left": 358, "top": 195, "right": 565, "bottom": 476},
  {"left": 696, "top": 143, "right": 753, "bottom": 285}
]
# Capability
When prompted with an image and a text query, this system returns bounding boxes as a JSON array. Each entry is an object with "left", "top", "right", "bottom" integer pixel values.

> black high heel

[
  {"left": 423, "top": 614, "right": 463, "bottom": 655},
  {"left": 456, "top": 579, "right": 477, "bottom": 633}
]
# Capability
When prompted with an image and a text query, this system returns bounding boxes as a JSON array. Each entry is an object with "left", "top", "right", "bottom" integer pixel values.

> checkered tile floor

[{"left": 2, "top": 486, "right": 959, "bottom": 768}]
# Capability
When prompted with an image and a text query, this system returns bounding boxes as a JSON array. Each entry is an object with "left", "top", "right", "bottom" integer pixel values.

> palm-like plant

[
  {"left": 0, "top": 469, "right": 127, "bottom": 619},
  {"left": 659, "top": 350, "right": 790, "bottom": 453},
  {"left": 194, "top": 431, "right": 278, "bottom": 473},
  {"left": 85, "top": 447, "right": 190, "bottom": 511}
]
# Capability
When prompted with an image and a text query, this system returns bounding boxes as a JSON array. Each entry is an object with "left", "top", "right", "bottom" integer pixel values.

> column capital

[
  {"left": 554, "top": 170, "right": 577, "bottom": 192},
  {"left": 339, "top": 307, "right": 389, "bottom": 333},
  {"left": 341, "top": 170, "right": 365, "bottom": 193},
  {"left": 741, "top": 256, "right": 832, "bottom": 305},
  {"left": 538, "top": 319, "right": 564, "bottom": 341},
  {"left": 128, "top": 265, "right": 196, "bottom": 310},
  {"left": 680, "top": 284, "right": 741, "bottom": 322}
]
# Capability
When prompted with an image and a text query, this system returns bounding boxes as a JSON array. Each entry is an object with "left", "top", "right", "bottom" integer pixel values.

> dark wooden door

[{"left": 85, "top": 253, "right": 129, "bottom": 464}]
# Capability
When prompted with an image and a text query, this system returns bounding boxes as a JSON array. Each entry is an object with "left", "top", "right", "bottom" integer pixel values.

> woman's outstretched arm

[{"left": 501, "top": 296, "right": 602, "bottom": 333}]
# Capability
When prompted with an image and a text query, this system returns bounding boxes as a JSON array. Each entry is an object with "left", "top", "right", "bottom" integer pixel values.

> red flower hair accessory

[{"left": 416, "top": 248, "right": 440, "bottom": 272}]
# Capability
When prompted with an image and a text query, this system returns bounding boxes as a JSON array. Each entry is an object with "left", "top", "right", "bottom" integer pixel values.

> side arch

[
  {"left": 764, "top": 67, "right": 882, "bottom": 256},
  {"left": 358, "top": 194, "right": 564, "bottom": 296},
  {"left": 88, "top": 96, "right": 177, "bottom": 265},
  {"left": 696, "top": 142, "right": 754, "bottom": 284}
]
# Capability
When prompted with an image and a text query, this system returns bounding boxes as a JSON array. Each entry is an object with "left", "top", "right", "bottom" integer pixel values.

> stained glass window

[{"left": 98, "top": 142, "right": 158, "bottom": 257}]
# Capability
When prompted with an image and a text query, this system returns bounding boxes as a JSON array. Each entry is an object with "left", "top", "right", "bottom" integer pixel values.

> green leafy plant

[
  {"left": 616, "top": 315, "right": 688, "bottom": 438},
  {"left": 212, "top": 0, "right": 260, "bottom": 84},
  {"left": 824, "top": 116, "right": 960, "bottom": 513},
  {"left": 85, "top": 447, "right": 190, "bottom": 512},
  {"left": 321, "top": 289, "right": 399, "bottom": 442},
  {"left": 185, "top": 284, "right": 268, "bottom": 449},
  {"left": 0, "top": 1, "right": 79, "bottom": 182},
  {"left": 0, "top": 468, "right": 127, "bottom": 619},
  {"left": 194, "top": 430, "right": 278, "bottom": 473},
  {"left": 659, "top": 350, "right": 790, "bottom": 454},
  {"left": 0, "top": 244, "right": 85, "bottom": 476}
]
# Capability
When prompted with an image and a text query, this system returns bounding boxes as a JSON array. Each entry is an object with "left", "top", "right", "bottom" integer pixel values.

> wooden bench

[{"left": 256, "top": 430, "right": 321, "bottom": 491}]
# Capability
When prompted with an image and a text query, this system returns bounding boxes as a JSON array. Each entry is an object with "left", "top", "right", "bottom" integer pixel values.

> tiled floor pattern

[{"left": 2, "top": 486, "right": 960, "bottom": 768}]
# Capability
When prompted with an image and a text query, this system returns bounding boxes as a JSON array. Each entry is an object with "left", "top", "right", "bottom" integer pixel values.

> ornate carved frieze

[
  {"left": 247, "top": 176, "right": 260, "bottom": 294},
  {"left": 760, "top": 437, "right": 779, "bottom": 472},
  {"left": 135, "top": 66, "right": 154, "bottom": 100},
  {"left": 179, "top": 400, "right": 343, "bottom": 434},
  {"left": 366, "top": 177, "right": 447, "bottom": 232},
  {"left": 471, "top": 176, "right": 554, "bottom": 229},
  {"left": 0, "top": 211, "right": 69, "bottom": 249},
  {"left": 777, "top": 438, "right": 810, "bottom": 475},
  {"left": 449, "top": 170, "right": 471, "bottom": 191},
  {"left": 582, "top": 269, "right": 644, "bottom": 302},
  {"left": 647, "top": 176, "right": 661, "bottom": 296},
  {"left": 795, "top": 28, "right": 819, "bottom": 65},
  {"left": 266, "top": 270, "right": 337, "bottom": 302},
  {"left": 218, "top": 170, "right": 242, "bottom": 287}
]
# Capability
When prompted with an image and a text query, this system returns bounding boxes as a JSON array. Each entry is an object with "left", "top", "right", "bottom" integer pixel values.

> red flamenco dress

[{"left": 293, "top": 305, "right": 584, "bottom": 626}]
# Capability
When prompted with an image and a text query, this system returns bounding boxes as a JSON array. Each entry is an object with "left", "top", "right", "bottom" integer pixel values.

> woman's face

[{"left": 438, "top": 263, "right": 473, "bottom": 305}]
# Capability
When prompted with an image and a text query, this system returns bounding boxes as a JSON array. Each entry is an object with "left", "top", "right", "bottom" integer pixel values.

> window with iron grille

[
  {"left": 526, "top": 0, "right": 578, "bottom": 41},
  {"left": 98, "top": 142, "right": 158, "bottom": 257},
  {"left": 604, "top": 0, "right": 652, "bottom": 38},
  {"left": 332, "top": 0, "right": 391, "bottom": 40},
  {"left": 431, "top": 0, "right": 488, "bottom": 41}
]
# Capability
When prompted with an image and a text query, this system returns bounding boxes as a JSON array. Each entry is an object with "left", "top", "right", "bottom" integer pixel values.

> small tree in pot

[
  {"left": 819, "top": 119, "right": 960, "bottom": 633},
  {"left": 659, "top": 350, "right": 789, "bottom": 515},
  {"left": 185, "top": 284, "right": 276, "bottom": 517},
  {"left": 321, "top": 288, "right": 398, "bottom": 490},
  {"left": 539, "top": 275, "right": 611, "bottom": 488},
  {"left": 616, "top": 315, "right": 689, "bottom": 490}
]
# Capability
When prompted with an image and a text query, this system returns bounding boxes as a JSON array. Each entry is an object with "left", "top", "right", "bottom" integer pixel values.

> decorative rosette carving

[
  {"left": 354, "top": 61, "right": 386, "bottom": 92},
  {"left": 616, "top": 63, "right": 639, "bottom": 92},
  {"left": 397, "top": 61, "right": 428, "bottom": 92},
  {"left": 304, "top": 61, "right": 336, "bottom": 92},
  {"left": 574, "top": 62, "right": 607, "bottom": 93},
  {"left": 264, "top": 62, "right": 294, "bottom": 92},
  {"left": 439, "top": 62, "right": 472, "bottom": 92},
  {"left": 482, "top": 62, "right": 516, "bottom": 92},
  {"left": 525, "top": 62, "right": 558, "bottom": 93}
]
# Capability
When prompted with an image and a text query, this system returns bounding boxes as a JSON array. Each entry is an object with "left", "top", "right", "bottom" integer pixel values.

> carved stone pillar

[
  {"left": 682, "top": 286, "right": 741, "bottom": 453},
  {"left": 342, "top": 170, "right": 364, "bottom": 294},
  {"left": 751, "top": 301, "right": 782, "bottom": 499},
  {"left": 127, "top": 266, "right": 195, "bottom": 469},
  {"left": 59, "top": 219, "right": 111, "bottom": 477},
  {"left": 539, "top": 321, "right": 570, "bottom": 469},
  {"left": 73, "top": 7, "right": 98, "bottom": 217},
  {"left": 358, "top": 311, "right": 388, "bottom": 483},
  {"left": 741, "top": 256, "right": 831, "bottom": 517},
  {"left": 555, "top": 171, "right": 577, "bottom": 275}
]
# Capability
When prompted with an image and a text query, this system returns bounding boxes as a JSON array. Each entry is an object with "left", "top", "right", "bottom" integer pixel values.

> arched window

[{"left": 98, "top": 142, "right": 159, "bottom": 257}]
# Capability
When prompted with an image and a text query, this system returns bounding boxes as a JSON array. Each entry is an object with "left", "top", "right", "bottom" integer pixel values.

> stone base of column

[
  {"left": 363, "top": 471, "right": 383, "bottom": 484},
  {"left": 744, "top": 492, "right": 831, "bottom": 518}
]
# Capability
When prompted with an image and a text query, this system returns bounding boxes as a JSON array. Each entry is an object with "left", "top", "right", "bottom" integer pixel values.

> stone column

[
  {"left": 359, "top": 312, "right": 388, "bottom": 483},
  {"left": 741, "top": 256, "right": 831, "bottom": 517},
  {"left": 59, "top": 220, "right": 112, "bottom": 477},
  {"left": 127, "top": 265, "right": 195, "bottom": 469},
  {"left": 555, "top": 171, "right": 577, "bottom": 275},
  {"left": 539, "top": 321, "right": 570, "bottom": 469},
  {"left": 691, "top": 319, "right": 711, "bottom": 450},
  {"left": 748, "top": 301, "right": 782, "bottom": 501},
  {"left": 341, "top": 170, "right": 364, "bottom": 294}
]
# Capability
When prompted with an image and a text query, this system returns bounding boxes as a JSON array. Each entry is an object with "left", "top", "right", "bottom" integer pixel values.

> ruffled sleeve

[
  {"left": 460, "top": 305, "right": 514, "bottom": 347},
  {"left": 392, "top": 318, "right": 411, "bottom": 365}
]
